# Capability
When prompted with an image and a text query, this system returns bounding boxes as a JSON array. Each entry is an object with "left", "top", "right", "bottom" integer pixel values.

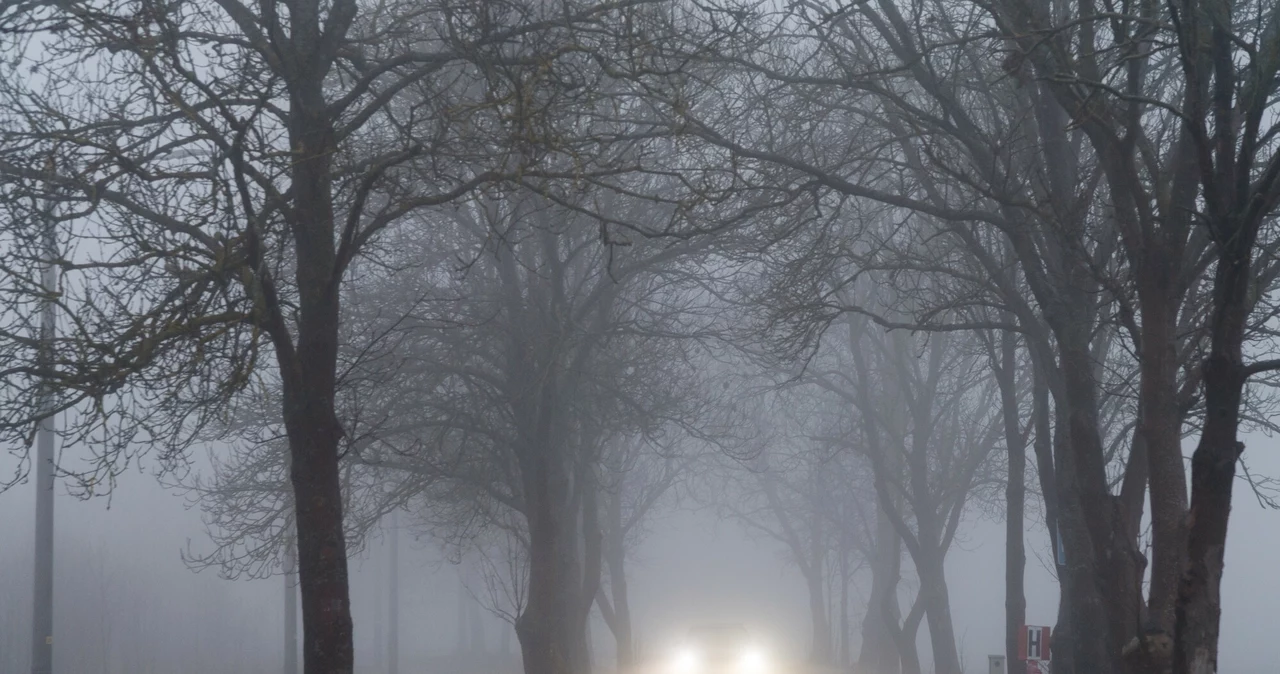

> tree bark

[
  {"left": 517, "top": 437, "right": 600, "bottom": 674},
  {"left": 888, "top": 597, "right": 926, "bottom": 674},
  {"left": 284, "top": 405, "right": 352, "bottom": 674},
  {"left": 1052, "top": 339, "right": 1118, "bottom": 674},
  {"left": 995, "top": 332, "right": 1027, "bottom": 673},
  {"left": 517, "top": 449, "right": 586, "bottom": 674},
  {"left": 918, "top": 554, "right": 962, "bottom": 674},
  {"left": 859, "top": 501, "right": 902, "bottom": 674},
  {"left": 1173, "top": 245, "right": 1252, "bottom": 674},
  {"left": 602, "top": 489, "right": 634, "bottom": 669},
  {"left": 278, "top": 72, "right": 355, "bottom": 674},
  {"left": 807, "top": 510, "right": 833, "bottom": 665},
  {"left": 1136, "top": 266, "right": 1190, "bottom": 638}
]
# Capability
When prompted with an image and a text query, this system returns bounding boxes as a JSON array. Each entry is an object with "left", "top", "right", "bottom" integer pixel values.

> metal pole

[
  {"left": 285, "top": 536, "right": 299, "bottom": 674},
  {"left": 389, "top": 509, "right": 400, "bottom": 674},
  {"left": 374, "top": 551, "right": 385, "bottom": 673},
  {"left": 31, "top": 185, "right": 58, "bottom": 674}
]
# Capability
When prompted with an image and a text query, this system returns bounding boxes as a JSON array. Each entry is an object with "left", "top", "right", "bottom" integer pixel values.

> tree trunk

[
  {"left": 275, "top": 57, "right": 355, "bottom": 674},
  {"left": 280, "top": 318, "right": 353, "bottom": 674},
  {"left": 995, "top": 332, "right": 1027, "bottom": 673},
  {"left": 1023, "top": 75, "right": 1141, "bottom": 674},
  {"left": 890, "top": 599, "right": 926, "bottom": 674},
  {"left": 806, "top": 567, "right": 833, "bottom": 665},
  {"left": 859, "top": 483, "right": 902, "bottom": 674},
  {"left": 285, "top": 539, "right": 299, "bottom": 674},
  {"left": 603, "top": 489, "right": 634, "bottom": 669},
  {"left": 1049, "top": 317, "right": 1141, "bottom": 674},
  {"left": 284, "top": 412, "right": 353, "bottom": 674},
  {"left": 918, "top": 554, "right": 962, "bottom": 674},
  {"left": 519, "top": 503, "right": 580, "bottom": 674},
  {"left": 517, "top": 446, "right": 597, "bottom": 674},
  {"left": 807, "top": 510, "right": 833, "bottom": 665},
  {"left": 578, "top": 465, "right": 603, "bottom": 674},
  {"left": 1136, "top": 272, "right": 1190, "bottom": 638},
  {"left": 1173, "top": 246, "right": 1252, "bottom": 674},
  {"left": 1051, "top": 343, "right": 1115, "bottom": 674},
  {"left": 1030, "top": 364, "right": 1072, "bottom": 674},
  {"left": 518, "top": 466, "right": 579, "bottom": 674}
]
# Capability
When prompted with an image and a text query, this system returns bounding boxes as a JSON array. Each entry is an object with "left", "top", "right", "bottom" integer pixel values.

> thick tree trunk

[
  {"left": 1136, "top": 273, "right": 1190, "bottom": 638},
  {"left": 1048, "top": 312, "right": 1142, "bottom": 674},
  {"left": 285, "top": 538, "right": 300, "bottom": 674},
  {"left": 603, "top": 490, "right": 634, "bottom": 669},
  {"left": 1024, "top": 75, "right": 1143, "bottom": 674},
  {"left": 918, "top": 555, "right": 962, "bottom": 674},
  {"left": 284, "top": 405, "right": 353, "bottom": 674},
  {"left": 1053, "top": 339, "right": 1121, "bottom": 674},
  {"left": 1173, "top": 247, "right": 1251, "bottom": 674},
  {"left": 578, "top": 468, "right": 604, "bottom": 674},
  {"left": 519, "top": 498, "right": 581, "bottom": 674},
  {"left": 518, "top": 446, "right": 598, "bottom": 674},
  {"left": 279, "top": 76, "right": 354, "bottom": 674},
  {"left": 1173, "top": 363, "right": 1241, "bottom": 674},
  {"left": 806, "top": 571, "right": 832, "bottom": 664},
  {"left": 891, "top": 600, "right": 926, "bottom": 674},
  {"left": 806, "top": 517, "right": 833, "bottom": 665},
  {"left": 859, "top": 503, "right": 902, "bottom": 674},
  {"left": 1030, "top": 364, "right": 1071, "bottom": 674},
  {"left": 518, "top": 466, "right": 584, "bottom": 674}
]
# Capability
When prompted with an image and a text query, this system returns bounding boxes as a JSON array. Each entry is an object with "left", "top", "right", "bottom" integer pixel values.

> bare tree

[
  {"left": 713, "top": 399, "right": 874, "bottom": 668},
  {"left": 595, "top": 435, "right": 688, "bottom": 670},
  {"left": 837, "top": 317, "right": 1002, "bottom": 674},
  {"left": 0, "top": 2, "right": 672, "bottom": 672}
]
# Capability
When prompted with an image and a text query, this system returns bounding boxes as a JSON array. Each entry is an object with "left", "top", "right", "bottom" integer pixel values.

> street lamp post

[
  {"left": 389, "top": 509, "right": 400, "bottom": 674},
  {"left": 31, "top": 182, "right": 59, "bottom": 674}
]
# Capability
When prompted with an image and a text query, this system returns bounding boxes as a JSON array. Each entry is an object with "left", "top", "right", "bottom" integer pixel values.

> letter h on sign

[{"left": 1018, "top": 626, "right": 1051, "bottom": 662}]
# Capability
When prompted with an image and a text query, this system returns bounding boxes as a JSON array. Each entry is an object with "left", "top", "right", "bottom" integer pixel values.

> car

[{"left": 669, "top": 623, "right": 769, "bottom": 674}]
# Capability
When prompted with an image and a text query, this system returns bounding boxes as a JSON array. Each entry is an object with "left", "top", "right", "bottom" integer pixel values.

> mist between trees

[{"left": 0, "top": 0, "right": 1277, "bottom": 674}]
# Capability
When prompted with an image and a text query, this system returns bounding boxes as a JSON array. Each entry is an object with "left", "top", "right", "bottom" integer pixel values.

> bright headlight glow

[
  {"left": 673, "top": 647, "right": 701, "bottom": 674},
  {"left": 739, "top": 646, "right": 767, "bottom": 673}
]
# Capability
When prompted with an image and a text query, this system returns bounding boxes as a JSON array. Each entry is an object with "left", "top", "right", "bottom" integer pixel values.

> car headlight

[
  {"left": 673, "top": 647, "right": 701, "bottom": 674},
  {"left": 739, "top": 646, "right": 767, "bottom": 673}
]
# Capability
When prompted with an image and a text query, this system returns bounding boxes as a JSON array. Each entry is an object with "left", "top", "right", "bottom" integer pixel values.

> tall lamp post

[
  {"left": 31, "top": 176, "right": 59, "bottom": 674},
  {"left": 389, "top": 509, "right": 400, "bottom": 674}
]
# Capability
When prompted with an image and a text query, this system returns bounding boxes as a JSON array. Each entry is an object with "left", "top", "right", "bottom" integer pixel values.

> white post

[
  {"left": 389, "top": 509, "right": 400, "bottom": 674},
  {"left": 31, "top": 184, "right": 58, "bottom": 674}
]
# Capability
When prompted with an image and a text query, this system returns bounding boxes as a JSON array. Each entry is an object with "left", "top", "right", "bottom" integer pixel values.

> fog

[
  {"left": 2, "top": 1, "right": 1280, "bottom": 674},
  {"left": 3, "top": 439, "right": 1277, "bottom": 673}
]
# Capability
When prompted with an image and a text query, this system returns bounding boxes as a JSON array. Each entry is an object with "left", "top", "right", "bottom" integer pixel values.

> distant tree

[
  {"left": 183, "top": 184, "right": 730, "bottom": 674},
  {"left": 339, "top": 192, "right": 724, "bottom": 674},
  {"left": 596, "top": 435, "right": 688, "bottom": 669},
  {"left": 713, "top": 393, "right": 876, "bottom": 668}
]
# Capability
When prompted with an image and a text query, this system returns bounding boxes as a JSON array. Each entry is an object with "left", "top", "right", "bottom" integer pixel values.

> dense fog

[
  {"left": 2, "top": 445, "right": 1277, "bottom": 673},
  {"left": 1, "top": 1, "right": 1279, "bottom": 674}
]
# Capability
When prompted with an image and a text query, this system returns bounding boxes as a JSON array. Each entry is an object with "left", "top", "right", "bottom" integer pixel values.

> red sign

[{"left": 1018, "top": 625, "right": 1051, "bottom": 662}]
